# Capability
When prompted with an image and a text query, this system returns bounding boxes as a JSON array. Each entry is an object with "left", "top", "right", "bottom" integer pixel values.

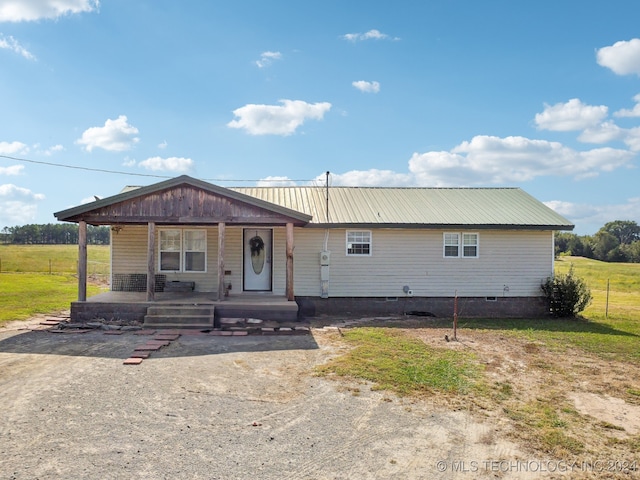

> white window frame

[
  {"left": 443, "top": 232, "right": 479, "bottom": 258},
  {"left": 462, "top": 232, "right": 479, "bottom": 258},
  {"left": 443, "top": 233, "right": 460, "bottom": 258},
  {"left": 159, "top": 228, "right": 207, "bottom": 273},
  {"left": 346, "top": 230, "right": 372, "bottom": 256}
]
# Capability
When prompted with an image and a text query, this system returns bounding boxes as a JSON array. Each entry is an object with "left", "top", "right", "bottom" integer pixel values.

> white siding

[
  {"left": 112, "top": 225, "right": 553, "bottom": 298},
  {"left": 111, "top": 225, "right": 148, "bottom": 274},
  {"left": 291, "top": 228, "right": 554, "bottom": 298}
]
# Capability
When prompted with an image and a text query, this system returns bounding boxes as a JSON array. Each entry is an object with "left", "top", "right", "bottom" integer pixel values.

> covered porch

[{"left": 54, "top": 176, "right": 312, "bottom": 326}]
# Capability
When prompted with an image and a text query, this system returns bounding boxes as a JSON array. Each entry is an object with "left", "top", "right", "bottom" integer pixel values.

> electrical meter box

[{"left": 320, "top": 251, "right": 331, "bottom": 266}]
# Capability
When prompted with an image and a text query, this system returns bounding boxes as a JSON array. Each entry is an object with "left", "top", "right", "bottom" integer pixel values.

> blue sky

[{"left": 1, "top": 0, "right": 639, "bottom": 235}]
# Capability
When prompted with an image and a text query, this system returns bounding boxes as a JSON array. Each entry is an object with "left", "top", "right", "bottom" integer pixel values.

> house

[{"left": 54, "top": 175, "right": 574, "bottom": 324}]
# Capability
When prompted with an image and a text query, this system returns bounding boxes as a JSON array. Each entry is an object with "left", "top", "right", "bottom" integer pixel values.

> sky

[{"left": 1, "top": 0, "right": 640, "bottom": 235}]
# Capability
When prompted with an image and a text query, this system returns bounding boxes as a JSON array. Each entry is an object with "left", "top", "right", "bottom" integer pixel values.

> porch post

[
  {"left": 217, "top": 222, "right": 225, "bottom": 300},
  {"left": 146, "top": 221, "right": 156, "bottom": 301},
  {"left": 78, "top": 220, "right": 87, "bottom": 302},
  {"left": 286, "top": 222, "right": 294, "bottom": 301}
]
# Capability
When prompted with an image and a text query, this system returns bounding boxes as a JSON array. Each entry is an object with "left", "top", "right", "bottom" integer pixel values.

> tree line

[
  {"left": 556, "top": 220, "right": 640, "bottom": 263},
  {"left": 1, "top": 224, "right": 110, "bottom": 245}
]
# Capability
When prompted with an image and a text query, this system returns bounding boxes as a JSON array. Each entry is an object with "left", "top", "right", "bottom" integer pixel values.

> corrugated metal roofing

[{"left": 230, "top": 186, "right": 574, "bottom": 230}]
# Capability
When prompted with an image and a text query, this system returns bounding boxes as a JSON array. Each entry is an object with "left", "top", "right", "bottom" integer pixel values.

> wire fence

[{"left": 0, "top": 258, "right": 110, "bottom": 276}]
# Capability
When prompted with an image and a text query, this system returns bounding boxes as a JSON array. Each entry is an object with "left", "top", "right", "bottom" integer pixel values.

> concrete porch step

[
  {"left": 146, "top": 305, "right": 214, "bottom": 316},
  {"left": 143, "top": 305, "right": 215, "bottom": 329}
]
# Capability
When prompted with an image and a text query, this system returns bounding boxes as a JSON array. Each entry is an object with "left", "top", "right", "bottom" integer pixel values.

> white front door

[{"left": 243, "top": 228, "right": 272, "bottom": 291}]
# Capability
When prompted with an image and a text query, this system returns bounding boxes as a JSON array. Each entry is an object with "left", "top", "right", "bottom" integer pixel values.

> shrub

[{"left": 541, "top": 266, "right": 592, "bottom": 317}]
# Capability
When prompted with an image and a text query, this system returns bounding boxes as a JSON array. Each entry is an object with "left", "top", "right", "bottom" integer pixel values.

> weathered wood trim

[
  {"left": 218, "top": 222, "right": 225, "bottom": 300},
  {"left": 71, "top": 215, "right": 306, "bottom": 226},
  {"left": 146, "top": 222, "right": 156, "bottom": 301},
  {"left": 286, "top": 222, "right": 294, "bottom": 301},
  {"left": 78, "top": 220, "right": 87, "bottom": 302}
]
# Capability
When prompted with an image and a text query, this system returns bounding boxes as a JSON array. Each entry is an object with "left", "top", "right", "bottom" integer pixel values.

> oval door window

[{"left": 249, "top": 235, "right": 265, "bottom": 274}]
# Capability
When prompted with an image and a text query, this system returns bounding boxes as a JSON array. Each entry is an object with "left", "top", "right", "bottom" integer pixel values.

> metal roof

[
  {"left": 231, "top": 186, "right": 574, "bottom": 230},
  {"left": 55, "top": 176, "right": 573, "bottom": 230}
]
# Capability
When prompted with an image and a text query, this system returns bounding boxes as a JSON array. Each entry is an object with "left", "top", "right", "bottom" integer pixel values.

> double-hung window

[
  {"left": 346, "top": 230, "right": 372, "bottom": 256},
  {"left": 159, "top": 229, "right": 207, "bottom": 272},
  {"left": 443, "top": 232, "right": 478, "bottom": 258}
]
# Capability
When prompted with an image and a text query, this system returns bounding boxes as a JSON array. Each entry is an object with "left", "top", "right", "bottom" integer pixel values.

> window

[
  {"left": 444, "top": 232, "right": 478, "bottom": 258},
  {"left": 159, "top": 229, "right": 207, "bottom": 272},
  {"left": 444, "top": 233, "right": 459, "bottom": 257},
  {"left": 160, "top": 229, "right": 181, "bottom": 271},
  {"left": 462, "top": 233, "right": 478, "bottom": 258},
  {"left": 346, "top": 230, "right": 371, "bottom": 256}
]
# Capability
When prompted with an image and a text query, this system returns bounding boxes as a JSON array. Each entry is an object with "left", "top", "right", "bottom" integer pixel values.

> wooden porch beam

[
  {"left": 146, "top": 221, "right": 156, "bottom": 301},
  {"left": 78, "top": 220, "right": 87, "bottom": 302},
  {"left": 217, "top": 222, "right": 226, "bottom": 301},
  {"left": 286, "top": 222, "right": 294, "bottom": 301}
]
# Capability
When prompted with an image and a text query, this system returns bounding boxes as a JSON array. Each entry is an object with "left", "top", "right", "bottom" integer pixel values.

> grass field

[
  {"left": 0, "top": 244, "right": 110, "bottom": 274},
  {"left": 320, "top": 255, "right": 640, "bottom": 387},
  {"left": 317, "top": 255, "right": 640, "bottom": 461},
  {"left": 0, "top": 245, "right": 110, "bottom": 324}
]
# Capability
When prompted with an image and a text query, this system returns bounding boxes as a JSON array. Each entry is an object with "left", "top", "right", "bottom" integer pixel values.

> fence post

[{"left": 606, "top": 278, "right": 610, "bottom": 319}]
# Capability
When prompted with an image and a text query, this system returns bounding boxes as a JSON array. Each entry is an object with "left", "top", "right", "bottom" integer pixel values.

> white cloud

[
  {"left": 42, "top": 144, "right": 64, "bottom": 156},
  {"left": 614, "top": 93, "right": 640, "bottom": 117},
  {"left": 0, "top": 0, "right": 99, "bottom": 22},
  {"left": 623, "top": 126, "right": 640, "bottom": 152},
  {"left": 545, "top": 197, "right": 640, "bottom": 234},
  {"left": 138, "top": 156, "right": 193, "bottom": 172},
  {"left": 0, "top": 141, "right": 28, "bottom": 155},
  {"left": 0, "top": 34, "right": 35, "bottom": 60},
  {"left": 0, "top": 165, "right": 24, "bottom": 175},
  {"left": 257, "top": 176, "right": 297, "bottom": 187},
  {"left": 578, "top": 121, "right": 625, "bottom": 144},
  {"left": 535, "top": 98, "right": 608, "bottom": 131},
  {"left": 0, "top": 184, "right": 44, "bottom": 226},
  {"left": 76, "top": 115, "right": 139, "bottom": 152},
  {"left": 302, "top": 135, "right": 635, "bottom": 191},
  {"left": 596, "top": 38, "right": 640, "bottom": 76},
  {"left": 227, "top": 99, "right": 331, "bottom": 136},
  {"left": 255, "top": 51, "right": 282, "bottom": 68},
  {"left": 342, "top": 29, "right": 398, "bottom": 42},
  {"left": 352, "top": 80, "right": 380, "bottom": 93},
  {"left": 158, "top": 140, "right": 168, "bottom": 149},
  {"left": 319, "top": 169, "right": 412, "bottom": 187},
  {"left": 406, "top": 135, "right": 633, "bottom": 186}
]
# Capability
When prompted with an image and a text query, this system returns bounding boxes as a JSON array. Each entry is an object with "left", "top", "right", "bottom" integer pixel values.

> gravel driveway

[{"left": 0, "top": 320, "right": 529, "bottom": 480}]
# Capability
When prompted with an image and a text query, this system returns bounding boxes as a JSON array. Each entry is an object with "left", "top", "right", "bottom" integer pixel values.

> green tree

[
  {"left": 592, "top": 231, "right": 619, "bottom": 261},
  {"left": 600, "top": 220, "right": 640, "bottom": 245}
]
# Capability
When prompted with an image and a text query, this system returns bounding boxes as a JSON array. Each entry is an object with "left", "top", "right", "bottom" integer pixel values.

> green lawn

[
  {"left": 457, "top": 256, "right": 640, "bottom": 362},
  {"left": 319, "top": 256, "right": 640, "bottom": 395},
  {"left": 317, "top": 256, "right": 640, "bottom": 458},
  {"left": 0, "top": 273, "right": 105, "bottom": 323},
  {"left": 0, "top": 245, "right": 110, "bottom": 324}
]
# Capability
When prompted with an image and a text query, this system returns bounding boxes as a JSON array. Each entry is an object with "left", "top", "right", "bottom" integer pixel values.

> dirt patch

[
  {"left": 1, "top": 316, "right": 639, "bottom": 479},
  {"left": 570, "top": 393, "right": 640, "bottom": 435}
]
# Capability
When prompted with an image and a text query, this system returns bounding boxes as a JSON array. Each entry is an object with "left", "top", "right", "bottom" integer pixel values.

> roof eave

[{"left": 306, "top": 223, "right": 575, "bottom": 230}]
